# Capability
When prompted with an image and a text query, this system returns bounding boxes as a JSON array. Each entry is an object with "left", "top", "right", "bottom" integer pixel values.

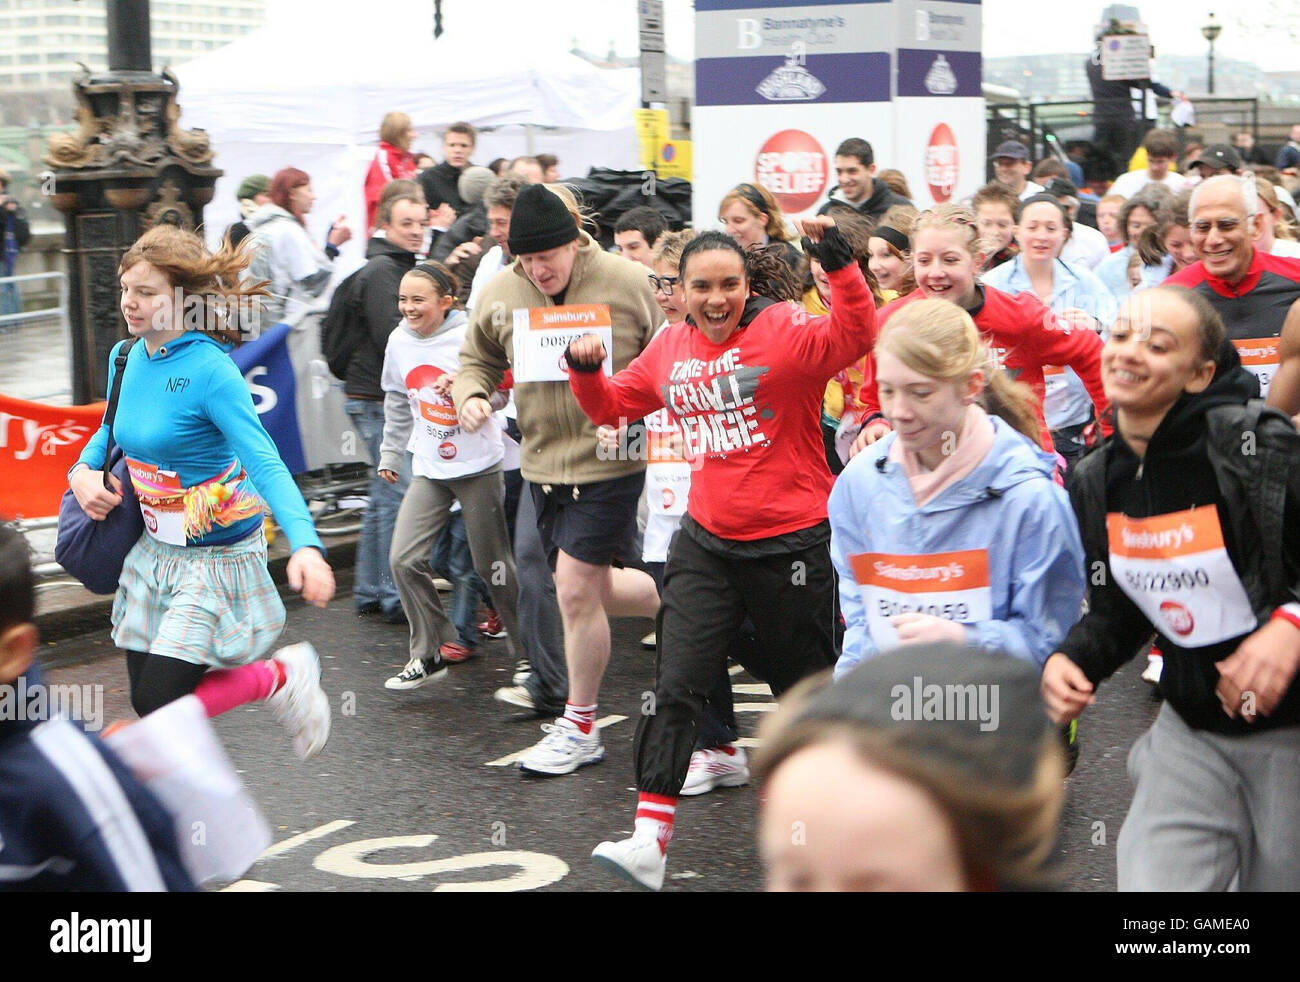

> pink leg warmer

[{"left": 192, "top": 661, "right": 281, "bottom": 718}]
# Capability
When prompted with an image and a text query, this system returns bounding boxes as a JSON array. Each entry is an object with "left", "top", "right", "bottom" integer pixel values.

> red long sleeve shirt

[
  {"left": 568, "top": 264, "right": 878, "bottom": 541},
  {"left": 857, "top": 285, "right": 1110, "bottom": 451}
]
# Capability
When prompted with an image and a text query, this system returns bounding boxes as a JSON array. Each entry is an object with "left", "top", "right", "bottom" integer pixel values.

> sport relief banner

[
  {"left": 230, "top": 321, "right": 307, "bottom": 475},
  {"left": 0, "top": 394, "right": 106, "bottom": 519}
]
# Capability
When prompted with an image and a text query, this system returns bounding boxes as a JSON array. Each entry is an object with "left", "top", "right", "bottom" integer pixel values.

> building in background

[{"left": 0, "top": 0, "right": 266, "bottom": 91}]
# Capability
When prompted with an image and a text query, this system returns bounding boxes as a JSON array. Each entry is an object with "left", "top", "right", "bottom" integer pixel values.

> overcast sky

[{"left": 460, "top": 0, "right": 1298, "bottom": 73}]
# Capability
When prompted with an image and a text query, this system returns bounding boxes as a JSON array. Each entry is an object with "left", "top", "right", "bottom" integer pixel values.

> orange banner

[{"left": 0, "top": 394, "right": 106, "bottom": 519}]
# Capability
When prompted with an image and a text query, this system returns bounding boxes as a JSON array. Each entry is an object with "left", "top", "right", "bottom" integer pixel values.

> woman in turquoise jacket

[
  {"left": 830, "top": 298, "right": 1086, "bottom": 679},
  {"left": 69, "top": 225, "right": 334, "bottom": 759}
]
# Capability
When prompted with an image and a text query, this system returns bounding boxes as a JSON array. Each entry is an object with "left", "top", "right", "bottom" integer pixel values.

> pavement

[{"left": 37, "top": 558, "right": 1162, "bottom": 892}]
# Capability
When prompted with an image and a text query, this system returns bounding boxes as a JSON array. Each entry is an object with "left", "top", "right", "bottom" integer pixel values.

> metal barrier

[{"left": 986, "top": 96, "right": 1261, "bottom": 181}]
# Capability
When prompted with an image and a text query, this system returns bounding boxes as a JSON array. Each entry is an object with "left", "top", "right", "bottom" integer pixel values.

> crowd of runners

[{"left": 5, "top": 117, "right": 1300, "bottom": 893}]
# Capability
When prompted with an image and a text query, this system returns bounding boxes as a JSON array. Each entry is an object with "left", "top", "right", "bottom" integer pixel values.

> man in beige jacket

[{"left": 453, "top": 183, "right": 662, "bottom": 775}]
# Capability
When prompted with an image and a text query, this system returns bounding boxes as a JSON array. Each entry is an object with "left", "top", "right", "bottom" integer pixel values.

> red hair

[{"left": 269, "top": 167, "right": 311, "bottom": 225}]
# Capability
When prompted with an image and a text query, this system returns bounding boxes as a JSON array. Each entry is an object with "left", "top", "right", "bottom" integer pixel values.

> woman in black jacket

[{"left": 1042, "top": 284, "right": 1300, "bottom": 891}]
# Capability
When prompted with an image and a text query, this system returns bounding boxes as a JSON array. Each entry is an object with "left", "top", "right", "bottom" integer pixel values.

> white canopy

[{"left": 172, "top": 0, "right": 641, "bottom": 261}]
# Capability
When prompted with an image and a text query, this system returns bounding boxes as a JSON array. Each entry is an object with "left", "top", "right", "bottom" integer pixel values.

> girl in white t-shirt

[{"left": 379, "top": 262, "right": 519, "bottom": 689}]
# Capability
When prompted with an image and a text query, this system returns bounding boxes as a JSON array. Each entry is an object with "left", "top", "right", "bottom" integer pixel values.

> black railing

[{"left": 986, "top": 96, "right": 1260, "bottom": 184}]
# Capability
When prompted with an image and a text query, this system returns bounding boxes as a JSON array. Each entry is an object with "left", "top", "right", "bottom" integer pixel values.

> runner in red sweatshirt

[
  {"left": 851, "top": 204, "right": 1110, "bottom": 457},
  {"left": 565, "top": 221, "right": 877, "bottom": 890}
]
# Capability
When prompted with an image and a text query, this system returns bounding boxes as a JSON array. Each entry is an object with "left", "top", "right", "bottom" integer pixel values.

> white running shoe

[
  {"left": 1141, "top": 655, "right": 1163, "bottom": 685},
  {"left": 267, "top": 643, "right": 331, "bottom": 760},
  {"left": 494, "top": 684, "right": 536, "bottom": 711},
  {"left": 680, "top": 745, "right": 750, "bottom": 797},
  {"left": 517, "top": 717, "right": 604, "bottom": 775},
  {"left": 592, "top": 833, "right": 666, "bottom": 891},
  {"left": 385, "top": 657, "right": 448, "bottom": 690}
]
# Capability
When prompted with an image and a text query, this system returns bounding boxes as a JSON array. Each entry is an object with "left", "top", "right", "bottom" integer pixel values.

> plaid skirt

[{"left": 111, "top": 529, "right": 286, "bottom": 668}]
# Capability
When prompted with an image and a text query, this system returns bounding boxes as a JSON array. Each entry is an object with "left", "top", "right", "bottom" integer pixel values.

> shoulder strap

[{"left": 101, "top": 338, "right": 138, "bottom": 487}]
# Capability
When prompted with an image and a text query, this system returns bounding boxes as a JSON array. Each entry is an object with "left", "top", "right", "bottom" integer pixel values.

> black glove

[
  {"left": 801, "top": 224, "right": 853, "bottom": 273},
  {"left": 563, "top": 343, "right": 602, "bottom": 374}
]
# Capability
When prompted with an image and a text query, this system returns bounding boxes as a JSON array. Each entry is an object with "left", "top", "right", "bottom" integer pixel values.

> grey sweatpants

[
  {"left": 516, "top": 480, "right": 568, "bottom": 713},
  {"left": 389, "top": 468, "right": 519, "bottom": 663},
  {"left": 1118, "top": 702, "right": 1300, "bottom": 891}
]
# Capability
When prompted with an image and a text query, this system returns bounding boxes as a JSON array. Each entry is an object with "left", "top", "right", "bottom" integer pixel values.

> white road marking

[
  {"left": 258, "top": 820, "right": 355, "bottom": 860},
  {"left": 731, "top": 683, "right": 772, "bottom": 696},
  {"left": 485, "top": 715, "right": 628, "bottom": 766},
  {"left": 728, "top": 664, "right": 744, "bottom": 676},
  {"left": 733, "top": 702, "right": 776, "bottom": 713},
  {"left": 220, "top": 879, "right": 280, "bottom": 892},
  {"left": 312, "top": 835, "right": 569, "bottom": 891}
]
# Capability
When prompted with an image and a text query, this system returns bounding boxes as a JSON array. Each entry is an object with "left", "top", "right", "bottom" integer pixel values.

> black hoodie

[
  {"left": 343, "top": 235, "right": 418, "bottom": 399},
  {"left": 1060, "top": 346, "right": 1300, "bottom": 733}
]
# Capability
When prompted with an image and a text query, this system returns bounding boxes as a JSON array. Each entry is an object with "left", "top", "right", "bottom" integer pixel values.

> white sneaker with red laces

[{"left": 680, "top": 745, "right": 750, "bottom": 796}]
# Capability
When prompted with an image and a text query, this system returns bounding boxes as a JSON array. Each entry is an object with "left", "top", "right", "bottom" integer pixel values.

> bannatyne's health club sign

[{"left": 692, "top": 0, "right": 986, "bottom": 227}]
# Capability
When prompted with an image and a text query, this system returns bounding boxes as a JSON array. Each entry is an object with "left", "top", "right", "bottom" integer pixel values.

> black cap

[
  {"left": 990, "top": 140, "right": 1030, "bottom": 162},
  {"left": 1190, "top": 144, "right": 1243, "bottom": 174},
  {"left": 508, "top": 183, "right": 580, "bottom": 256}
]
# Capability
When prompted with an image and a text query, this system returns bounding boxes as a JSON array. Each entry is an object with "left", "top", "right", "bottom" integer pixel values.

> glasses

[
  {"left": 648, "top": 274, "right": 680, "bottom": 296},
  {"left": 1191, "top": 219, "right": 1245, "bottom": 235}
]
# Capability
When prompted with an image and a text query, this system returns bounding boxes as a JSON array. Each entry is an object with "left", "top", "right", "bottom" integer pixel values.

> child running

[
  {"left": 67, "top": 225, "right": 333, "bottom": 758},
  {"left": 380, "top": 261, "right": 521, "bottom": 689}
]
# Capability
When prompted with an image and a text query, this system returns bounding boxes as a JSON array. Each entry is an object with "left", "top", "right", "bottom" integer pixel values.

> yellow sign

[
  {"left": 657, "top": 139, "right": 692, "bottom": 181},
  {"left": 635, "top": 108, "right": 670, "bottom": 172}
]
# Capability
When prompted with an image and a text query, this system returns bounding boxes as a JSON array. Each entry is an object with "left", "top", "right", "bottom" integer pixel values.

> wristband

[
  {"left": 862, "top": 412, "right": 886, "bottom": 427},
  {"left": 1271, "top": 604, "right": 1300, "bottom": 632}
]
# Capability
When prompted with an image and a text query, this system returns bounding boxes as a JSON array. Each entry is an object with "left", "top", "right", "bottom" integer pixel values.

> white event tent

[{"left": 172, "top": 0, "right": 641, "bottom": 265}]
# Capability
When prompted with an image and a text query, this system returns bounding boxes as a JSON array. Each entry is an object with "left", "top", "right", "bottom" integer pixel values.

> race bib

[
  {"left": 1107, "top": 505, "right": 1257, "bottom": 647},
  {"left": 645, "top": 413, "right": 690, "bottom": 516},
  {"left": 512, "top": 304, "right": 613, "bottom": 383},
  {"left": 1042, "top": 364, "right": 1068, "bottom": 400},
  {"left": 850, "top": 549, "right": 992, "bottom": 651},
  {"left": 410, "top": 394, "right": 462, "bottom": 463},
  {"left": 1232, "top": 338, "right": 1278, "bottom": 396},
  {"left": 125, "top": 456, "right": 186, "bottom": 546}
]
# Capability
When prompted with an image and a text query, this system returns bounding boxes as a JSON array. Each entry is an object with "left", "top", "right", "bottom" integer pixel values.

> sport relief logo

[
  {"left": 755, "top": 129, "right": 828, "bottom": 214},
  {"left": 142, "top": 508, "right": 158, "bottom": 534},
  {"left": 925, "top": 124, "right": 959, "bottom": 204},
  {"left": 1160, "top": 599, "right": 1196, "bottom": 637},
  {"left": 438, "top": 441, "right": 457, "bottom": 461}
]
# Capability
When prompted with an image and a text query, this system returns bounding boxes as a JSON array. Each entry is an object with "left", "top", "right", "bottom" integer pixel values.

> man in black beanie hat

[{"left": 453, "top": 183, "right": 662, "bottom": 776}]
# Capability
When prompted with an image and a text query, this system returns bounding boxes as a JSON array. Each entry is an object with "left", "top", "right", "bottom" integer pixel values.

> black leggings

[{"left": 125, "top": 650, "right": 208, "bottom": 718}]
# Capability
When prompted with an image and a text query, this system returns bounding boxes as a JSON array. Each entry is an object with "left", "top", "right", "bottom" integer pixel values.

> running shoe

[
  {"left": 680, "top": 745, "right": 750, "bottom": 796},
  {"left": 591, "top": 834, "right": 666, "bottom": 891},
  {"left": 440, "top": 641, "right": 476, "bottom": 663},
  {"left": 494, "top": 684, "right": 535, "bottom": 710},
  {"left": 385, "top": 657, "right": 448, "bottom": 690},
  {"left": 268, "top": 643, "right": 331, "bottom": 760},
  {"left": 512, "top": 659, "right": 531, "bottom": 686},
  {"left": 641, "top": 632, "right": 656, "bottom": 650},
  {"left": 517, "top": 718, "right": 605, "bottom": 775},
  {"left": 478, "top": 611, "right": 508, "bottom": 639}
]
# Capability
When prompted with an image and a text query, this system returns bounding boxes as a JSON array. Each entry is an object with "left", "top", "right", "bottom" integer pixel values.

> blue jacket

[
  {"left": 982, "top": 256, "right": 1117, "bottom": 429},
  {"left": 76, "top": 332, "right": 322, "bottom": 552},
  {"left": 0, "top": 667, "right": 195, "bottom": 891},
  {"left": 830, "top": 417, "right": 1086, "bottom": 677},
  {"left": 1094, "top": 245, "right": 1134, "bottom": 301}
]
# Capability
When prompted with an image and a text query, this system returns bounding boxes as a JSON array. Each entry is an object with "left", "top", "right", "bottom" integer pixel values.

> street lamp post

[{"left": 1202, "top": 13, "right": 1222, "bottom": 96}]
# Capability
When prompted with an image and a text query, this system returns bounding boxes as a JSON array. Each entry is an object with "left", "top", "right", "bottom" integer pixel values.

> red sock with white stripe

[
  {"left": 635, "top": 793, "right": 677, "bottom": 855},
  {"left": 563, "top": 701, "right": 597, "bottom": 734}
]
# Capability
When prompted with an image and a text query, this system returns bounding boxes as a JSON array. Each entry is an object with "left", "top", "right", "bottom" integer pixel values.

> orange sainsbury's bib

[
  {"left": 850, "top": 549, "right": 991, "bottom": 650},
  {"left": 1107, "top": 505, "right": 1257, "bottom": 647}
]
